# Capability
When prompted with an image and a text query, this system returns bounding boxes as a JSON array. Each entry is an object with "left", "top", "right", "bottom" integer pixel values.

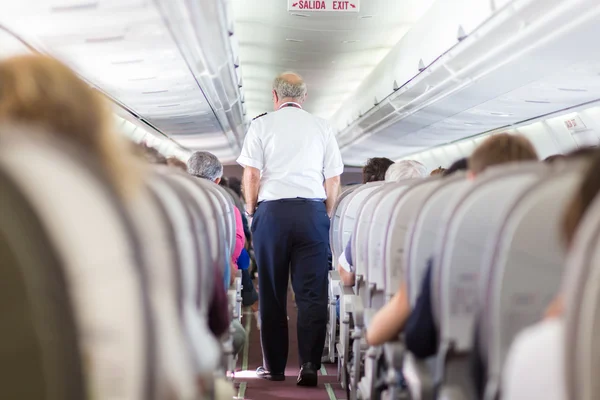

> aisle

[{"left": 235, "top": 289, "right": 346, "bottom": 400}]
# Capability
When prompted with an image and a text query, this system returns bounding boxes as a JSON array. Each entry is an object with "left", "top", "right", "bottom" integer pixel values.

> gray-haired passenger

[{"left": 187, "top": 151, "right": 224, "bottom": 182}]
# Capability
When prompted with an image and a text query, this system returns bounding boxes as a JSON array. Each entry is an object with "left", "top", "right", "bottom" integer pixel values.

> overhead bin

[
  {"left": 0, "top": 0, "right": 246, "bottom": 162},
  {"left": 333, "top": 0, "right": 600, "bottom": 166}
]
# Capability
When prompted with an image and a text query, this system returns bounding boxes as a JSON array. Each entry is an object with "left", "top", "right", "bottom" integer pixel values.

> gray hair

[
  {"left": 385, "top": 160, "right": 428, "bottom": 182},
  {"left": 187, "top": 151, "right": 223, "bottom": 181},
  {"left": 273, "top": 72, "right": 307, "bottom": 100}
]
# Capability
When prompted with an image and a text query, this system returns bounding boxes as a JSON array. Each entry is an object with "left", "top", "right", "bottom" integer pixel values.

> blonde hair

[
  {"left": 469, "top": 133, "right": 538, "bottom": 175},
  {"left": 0, "top": 54, "right": 139, "bottom": 199}
]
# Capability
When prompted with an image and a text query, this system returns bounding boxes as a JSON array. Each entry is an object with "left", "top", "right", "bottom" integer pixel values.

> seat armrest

[
  {"left": 350, "top": 295, "right": 365, "bottom": 327},
  {"left": 403, "top": 352, "right": 435, "bottom": 400},
  {"left": 383, "top": 341, "right": 405, "bottom": 370},
  {"left": 340, "top": 281, "right": 356, "bottom": 296},
  {"left": 363, "top": 308, "right": 377, "bottom": 330},
  {"left": 330, "top": 270, "right": 341, "bottom": 296}
]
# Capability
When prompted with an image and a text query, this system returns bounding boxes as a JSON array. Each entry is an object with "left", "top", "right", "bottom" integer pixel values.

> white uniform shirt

[
  {"left": 236, "top": 104, "right": 344, "bottom": 202},
  {"left": 502, "top": 318, "right": 566, "bottom": 400}
]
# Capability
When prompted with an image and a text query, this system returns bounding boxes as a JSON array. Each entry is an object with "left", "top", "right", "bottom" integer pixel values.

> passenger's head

[
  {"left": 0, "top": 54, "right": 137, "bottom": 198},
  {"left": 362, "top": 157, "right": 394, "bottom": 183},
  {"left": 228, "top": 176, "right": 243, "bottom": 198},
  {"left": 468, "top": 133, "right": 538, "bottom": 177},
  {"left": 544, "top": 154, "right": 566, "bottom": 163},
  {"left": 443, "top": 158, "right": 468, "bottom": 176},
  {"left": 166, "top": 156, "right": 187, "bottom": 171},
  {"left": 546, "top": 149, "right": 600, "bottom": 319},
  {"left": 384, "top": 160, "right": 428, "bottom": 182},
  {"left": 135, "top": 143, "right": 167, "bottom": 164},
  {"left": 562, "top": 149, "right": 600, "bottom": 248},
  {"left": 430, "top": 167, "right": 445, "bottom": 176},
  {"left": 187, "top": 151, "right": 223, "bottom": 183},
  {"left": 272, "top": 72, "right": 307, "bottom": 108}
]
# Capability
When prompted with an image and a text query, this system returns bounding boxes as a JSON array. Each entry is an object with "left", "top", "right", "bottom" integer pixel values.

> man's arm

[
  {"left": 242, "top": 166, "right": 261, "bottom": 215},
  {"left": 324, "top": 175, "right": 341, "bottom": 217}
]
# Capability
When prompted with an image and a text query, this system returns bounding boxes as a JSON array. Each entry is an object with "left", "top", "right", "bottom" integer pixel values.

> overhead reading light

[
  {"left": 142, "top": 90, "right": 169, "bottom": 94},
  {"left": 525, "top": 100, "right": 551, "bottom": 104},
  {"left": 558, "top": 88, "right": 588, "bottom": 92},
  {"left": 158, "top": 104, "right": 181, "bottom": 108},
  {"left": 490, "top": 112, "right": 513, "bottom": 116},
  {"left": 286, "top": 38, "right": 304, "bottom": 42},
  {"left": 291, "top": 13, "right": 310, "bottom": 17},
  {"left": 51, "top": 1, "right": 98, "bottom": 12},
  {"left": 85, "top": 35, "right": 125, "bottom": 43},
  {"left": 111, "top": 59, "right": 144, "bottom": 65},
  {"left": 464, "top": 122, "right": 483, "bottom": 126},
  {"left": 129, "top": 76, "right": 157, "bottom": 81}
]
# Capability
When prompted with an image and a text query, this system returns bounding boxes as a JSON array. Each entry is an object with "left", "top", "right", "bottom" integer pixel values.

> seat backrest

[
  {"left": 190, "top": 177, "right": 236, "bottom": 263},
  {"left": 564, "top": 192, "right": 600, "bottom": 400},
  {"left": 165, "top": 172, "right": 228, "bottom": 278},
  {"left": 367, "top": 182, "right": 418, "bottom": 296},
  {"left": 434, "top": 165, "right": 545, "bottom": 353},
  {"left": 382, "top": 179, "right": 442, "bottom": 299},
  {"left": 0, "top": 133, "right": 151, "bottom": 399},
  {"left": 0, "top": 165, "right": 85, "bottom": 400},
  {"left": 330, "top": 185, "right": 361, "bottom": 262},
  {"left": 339, "top": 182, "right": 387, "bottom": 262},
  {"left": 353, "top": 183, "right": 396, "bottom": 284},
  {"left": 127, "top": 183, "right": 197, "bottom": 399},
  {"left": 146, "top": 173, "right": 221, "bottom": 375},
  {"left": 405, "top": 173, "right": 469, "bottom": 306},
  {"left": 483, "top": 169, "right": 580, "bottom": 393},
  {"left": 201, "top": 181, "right": 237, "bottom": 258}
]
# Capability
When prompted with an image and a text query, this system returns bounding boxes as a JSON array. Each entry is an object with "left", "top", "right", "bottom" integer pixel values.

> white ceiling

[
  {"left": 230, "top": 0, "right": 435, "bottom": 120},
  {"left": 0, "top": 0, "right": 242, "bottom": 161}
]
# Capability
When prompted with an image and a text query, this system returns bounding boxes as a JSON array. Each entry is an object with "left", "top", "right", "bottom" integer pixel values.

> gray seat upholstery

[
  {"left": 564, "top": 187, "right": 600, "bottom": 400},
  {"left": 0, "top": 132, "right": 151, "bottom": 399},
  {"left": 433, "top": 163, "right": 546, "bottom": 400},
  {"left": 480, "top": 166, "right": 580, "bottom": 400},
  {"left": 148, "top": 172, "right": 222, "bottom": 376}
]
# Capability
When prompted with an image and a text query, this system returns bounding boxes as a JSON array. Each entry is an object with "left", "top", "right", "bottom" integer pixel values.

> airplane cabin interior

[{"left": 1, "top": 0, "right": 600, "bottom": 399}]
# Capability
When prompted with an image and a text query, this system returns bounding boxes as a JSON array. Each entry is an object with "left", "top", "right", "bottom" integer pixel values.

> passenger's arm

[
  {"left": 242, "top": 167, "right": 260, "bottom": 216},
  {"left": 366, "top": 281, "right": 410, "bottom": 346},
  {"left": 338, "top": 264, "right": 355, "bottom": 286},
  {"left": 338, "top": 238, "right": 356, "bottom": 286},
  {"left": 325, "top": 176, "right": 341, "bottom": 217}
]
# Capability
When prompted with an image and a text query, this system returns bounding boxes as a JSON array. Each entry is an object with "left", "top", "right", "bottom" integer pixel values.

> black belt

[{"left": 259, "top": 197, "right": 325, "bottom": 204}]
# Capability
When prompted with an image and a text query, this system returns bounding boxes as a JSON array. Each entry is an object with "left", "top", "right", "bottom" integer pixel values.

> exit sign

[{"left": 288, "top": 0, "right": 360, "bottom": 12}]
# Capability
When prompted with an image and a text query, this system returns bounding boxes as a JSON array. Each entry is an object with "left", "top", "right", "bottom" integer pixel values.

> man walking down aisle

[{"left": 237, "top": 72, "right": 343, "bottom": 387}]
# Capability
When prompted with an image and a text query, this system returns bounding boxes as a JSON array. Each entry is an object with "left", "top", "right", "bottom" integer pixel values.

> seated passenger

[
  {"left": 0, "top": 55, "right": 139, "bottom": 198},
  {"left": 403, "top": 133, "right": 538, "bottom": 358},
  {"left": 187, "top": 151, "right": 244, "bottom": 287},
  {"left": 501, "top": 150, "right": 600, "bottom": 400},
  {"left": 430, "top": 167, "right": 445, "bottom": 176},
  {"left": 187, "top": 152, "right": 246, "bottom": 347},
  {"left": 337, "top": 159, "right": 426, "bottom": 287},
  {"left": 167, "top": 156, "right": 188, "bottom": 170}
]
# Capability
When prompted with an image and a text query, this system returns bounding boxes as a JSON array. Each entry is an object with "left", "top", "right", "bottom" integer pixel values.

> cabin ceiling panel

[
  {"left": 0, "top": 0, "right": 244, "bottom": 161},
  {"left": 231, "top": 0, "right": 435, "bottom": 120}
]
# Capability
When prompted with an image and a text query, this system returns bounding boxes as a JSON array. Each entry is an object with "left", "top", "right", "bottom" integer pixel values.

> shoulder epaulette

[{"left": 252, "top": 112, "right": 267, "bottom": 121}]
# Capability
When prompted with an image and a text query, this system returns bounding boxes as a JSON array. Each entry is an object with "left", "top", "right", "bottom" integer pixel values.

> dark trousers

[{"left": 252, "top": 199, "right": 330, "bottom": 373}]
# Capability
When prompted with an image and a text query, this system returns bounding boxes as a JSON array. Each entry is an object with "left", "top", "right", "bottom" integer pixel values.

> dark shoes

[
  {"left": 256, "top": 366, "right": 285, "bottom": 381},
  {"left": 297, "top": 362, "right": 318, "bottom": 387}
]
